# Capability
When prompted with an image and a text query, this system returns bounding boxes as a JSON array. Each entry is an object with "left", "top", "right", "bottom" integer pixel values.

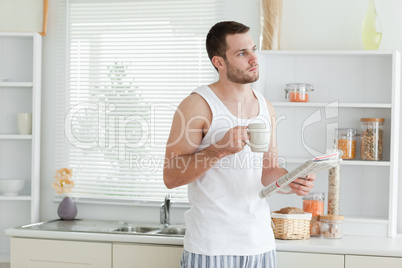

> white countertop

[
  {"left": 5, "top": 220, "right": 402, "bottom": 258},
  {"left": 5, "top": 227, "right": 184, "bottom": 245}
]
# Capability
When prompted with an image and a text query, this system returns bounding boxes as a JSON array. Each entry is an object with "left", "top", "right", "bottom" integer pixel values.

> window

[{"left": 55, "top": 0, "right": 225, "bottom": 203}]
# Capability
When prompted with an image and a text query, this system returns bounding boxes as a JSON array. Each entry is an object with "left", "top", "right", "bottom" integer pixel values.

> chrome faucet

[{"left": 160, "top": 194, "right": 171, "bottom": 227}]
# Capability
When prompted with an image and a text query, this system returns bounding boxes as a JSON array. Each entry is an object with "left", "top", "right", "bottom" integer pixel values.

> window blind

[{"left": 55, "top": 0, "right": 225, "bottom": 203}]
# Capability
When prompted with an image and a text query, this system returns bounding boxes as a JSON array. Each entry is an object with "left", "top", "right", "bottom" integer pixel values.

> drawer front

[
  {"left": 277, "top": 251, "right": 344, "bottom": 268},
  {"left": 113, "top": 243, "right": 183, "bottom": 268},
  {"left": 345, "top": 255, "right": 402, "bottom": 268}
]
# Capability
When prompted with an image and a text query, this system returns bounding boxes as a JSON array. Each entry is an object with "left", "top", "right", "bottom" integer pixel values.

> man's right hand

[{"left": 215, "top": 125, "right": 249, "bottom": 156}]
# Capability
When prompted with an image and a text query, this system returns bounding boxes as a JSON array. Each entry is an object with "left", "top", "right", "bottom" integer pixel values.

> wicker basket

[{"left": 271, "top": 212, "right": 312, "bottom": 240}]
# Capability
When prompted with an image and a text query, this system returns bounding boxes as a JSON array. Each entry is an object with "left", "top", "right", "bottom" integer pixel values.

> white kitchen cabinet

[
  {"left": 345, "top": 255, "right": 402, "bottom": 268},
  {"left": 278, "top": 251, "right": 402, "bottom": 268},
  {"left": 113, "top": 243, "right": 183, "bottom": 268},
  {"left": 256, "top": 50, "right": 400, "bottom": 237},
  {"left": 0, "top": 33, "right": 41, "bottom": 262},
  {"left": 277, "top": 251, "right": 344, "bottom": 268},
  {"left": 10, "top": 238, "right": 112, "bottom": 268}
]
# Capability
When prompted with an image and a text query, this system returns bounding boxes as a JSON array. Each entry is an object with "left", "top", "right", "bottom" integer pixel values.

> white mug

[
  {"left": 246, "top": 123, "right": 270, "bottom": 152},
  {"left": 17, "top": 113, "right": 32, "bottom": 135}
]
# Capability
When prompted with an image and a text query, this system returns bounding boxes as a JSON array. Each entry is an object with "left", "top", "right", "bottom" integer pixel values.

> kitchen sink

[
  {"left": 153, "top": 226, "right": 186, "bottom": 236},
  {"left": 110, "top": 226, "right": 160, "bottom": 233},
  {"left": 109, "top": 224, "right": 185, "bottom": 236}
]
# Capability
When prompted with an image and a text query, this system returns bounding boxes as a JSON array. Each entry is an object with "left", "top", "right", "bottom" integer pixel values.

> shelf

[
  {"left": 0, "top": 82, "right": 33, "bottom": 88},
  {"left": 341, "top": 160, "right": 391, "bottom": 166},
  {"left": 343, "top": 216, "right": 389, "bottom": 237},
  {"left": 0, "top": 134, "right": 32, "bottom": 140},
  {"left": 284, "top": 158, "right": 390, "bottom": 167},
  {"left": 0, "top": 32, "right": 36, "bottom": 37},
  {"left": 0, "top": 196, "right": 31, "bottom": 201},
  {"left": 344, "top": 216, "right": 388, "bottom": 225},
  {"left": 272, "top": 102, "right": 391, "bottom": 108}
]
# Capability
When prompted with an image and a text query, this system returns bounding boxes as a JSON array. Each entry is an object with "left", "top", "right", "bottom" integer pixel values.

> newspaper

[{"left": 259, "top": 151, "right": 342, "bottom": 198}]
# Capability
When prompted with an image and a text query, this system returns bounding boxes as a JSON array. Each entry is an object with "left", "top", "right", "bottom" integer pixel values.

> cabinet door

[
  {"left": 345, "top": 255, "right": 402, "bottom": 268},
  {"left": 277, "top": 251, "right": 344, "bottom": 268},
  {"left": 113, "top": 243, "right": 183, "bottom": 268},
  {"left": 10, "top": 238, "right": 111, "bottom": 268}
]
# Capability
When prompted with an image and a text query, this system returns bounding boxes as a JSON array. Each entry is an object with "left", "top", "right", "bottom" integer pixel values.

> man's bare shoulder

[
  {"left": 177, "top": 92, "right": 212, "bottom": 118},
  {"left": 264, "top": 98, "right": 276, "bottom": 116}
]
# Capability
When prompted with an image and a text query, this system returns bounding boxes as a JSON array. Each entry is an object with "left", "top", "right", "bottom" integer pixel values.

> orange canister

[
  {"left": 284, "top": 83, "right": 314, "bottom": 102},
  {"left": 335, "top": 128, "right": 358, "bottom": 160},
  {"left": 303, "top": 192, "right": 325, "bottom": 236}
]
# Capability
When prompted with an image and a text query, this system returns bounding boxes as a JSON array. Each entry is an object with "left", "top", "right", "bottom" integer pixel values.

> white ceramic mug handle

[{"left": 245, "top": 128, "right": 250, "bottom": 147}]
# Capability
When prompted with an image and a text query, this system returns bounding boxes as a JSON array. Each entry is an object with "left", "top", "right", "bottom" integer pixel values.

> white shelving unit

[
  {"left": 255, "top": 50, "right": 400, "bottom": 238},
  {"left": 0, "top": 33, "right": 42, "bottom": 262}
]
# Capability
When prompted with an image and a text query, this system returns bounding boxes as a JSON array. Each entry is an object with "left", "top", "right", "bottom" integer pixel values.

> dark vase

[{"left": 57, "top": 196, "right": 77, "bottom": 220}]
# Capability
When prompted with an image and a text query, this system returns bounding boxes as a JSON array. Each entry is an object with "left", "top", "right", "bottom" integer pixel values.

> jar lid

[
  {"left": 335, "top": 128, "right": 359, "bottom": 136},
  {"left": 319, "top": 214, "right": 345, "bottom": 221},
  {"left": 361, "top": 118, "right": 385, "bottom": 123},
  {"left": 284, "top": 83, "right": 314, "bottom": 92},
  {"left": 302, "top": 192, "right": 325, "bottom": 201}
]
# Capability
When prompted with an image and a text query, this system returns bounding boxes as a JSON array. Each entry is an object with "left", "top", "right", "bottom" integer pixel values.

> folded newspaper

[{"left": 259, "top": 151, "right": 342, "bottom": 198}]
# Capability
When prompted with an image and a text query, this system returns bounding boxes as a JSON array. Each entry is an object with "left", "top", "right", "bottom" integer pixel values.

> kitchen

[{"left": 1, "top": 0, "right": 402, "bottom": 267}]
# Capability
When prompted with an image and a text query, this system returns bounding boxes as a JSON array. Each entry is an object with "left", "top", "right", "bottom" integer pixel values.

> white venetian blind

[{"left": 55, "top": 0, "right": 225, "bottom": 203}]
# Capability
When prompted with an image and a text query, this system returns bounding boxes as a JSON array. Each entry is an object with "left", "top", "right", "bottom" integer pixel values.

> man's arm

[
  {"left": 163, "top": 93, "right": 248, "bottom": 189},
  {"left": 261, "top": 99, "right": 287, "bottom": 187},
  {"left": 261, "top": 99, "right": 316, "bottom": 196}
]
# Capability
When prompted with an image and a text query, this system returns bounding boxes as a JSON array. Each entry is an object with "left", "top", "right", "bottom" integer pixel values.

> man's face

[{"left": 223, "top": 33, "right": 259, "bottom": 84}]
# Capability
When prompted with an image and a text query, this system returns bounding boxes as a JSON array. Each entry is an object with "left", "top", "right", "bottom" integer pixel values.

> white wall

[
  {"left": 40, "top": 0, "right": 402, "bottom": 233},
  {"left": 281, "top": 0, "right": 402, "bottom": 51},
  {"left": 0, "top": 0, "right": 43, "bottom": 33}
]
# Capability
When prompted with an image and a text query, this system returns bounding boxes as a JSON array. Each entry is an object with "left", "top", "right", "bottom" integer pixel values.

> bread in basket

[{"left": 271, "top": 207, "right": 312, "bottom": 240}]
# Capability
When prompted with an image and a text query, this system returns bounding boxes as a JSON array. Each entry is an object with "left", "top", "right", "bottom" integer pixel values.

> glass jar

[
  {"left": 302, "top": 192, "right": 325, "bottom": 236},
  {"left": 328, "top": 165, "right": 341, "bottom": 215},
  {"left": 360, "top": 118, "right": 384, "bottom": 160},
  {"left": 335, "top": 128, "right": 358, "bottom": 159},
  {"left": 319, "top": 214, "right": 344, "bottom": 239},
  {"left": 284, "top": 83, "right": 314, "bottom": 102}
]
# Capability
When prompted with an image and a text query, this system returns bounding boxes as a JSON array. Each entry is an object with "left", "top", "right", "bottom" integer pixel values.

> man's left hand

[{"left": 289, "top": 174, "right": 316, "bottom": 196}]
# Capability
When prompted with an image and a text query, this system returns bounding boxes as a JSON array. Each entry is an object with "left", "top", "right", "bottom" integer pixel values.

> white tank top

[{"left": 183, "top": 85, "right": 276, "bottom": 256}]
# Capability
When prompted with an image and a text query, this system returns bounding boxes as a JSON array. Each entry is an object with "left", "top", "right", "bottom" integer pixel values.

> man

[{"left": 163, "top": 21, "right": 315, "bottom": 268}]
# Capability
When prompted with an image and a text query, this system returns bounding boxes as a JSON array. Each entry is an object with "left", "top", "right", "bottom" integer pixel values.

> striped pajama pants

[{"left": 180, "top": 249, "right": 277, "bottom": 268}]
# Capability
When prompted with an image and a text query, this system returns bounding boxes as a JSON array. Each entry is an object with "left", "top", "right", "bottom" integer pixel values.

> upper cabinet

[
  {"left": 255, "top": 50, "right": 400, "bottom": 237},
  {"left": 0, "top": 32, "right": 42, "bottom": 262}
]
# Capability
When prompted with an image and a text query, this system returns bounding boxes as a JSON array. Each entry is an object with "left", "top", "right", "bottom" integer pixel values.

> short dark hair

[{"left": 206, "top": 21, "right": 250, "bottom": 65}]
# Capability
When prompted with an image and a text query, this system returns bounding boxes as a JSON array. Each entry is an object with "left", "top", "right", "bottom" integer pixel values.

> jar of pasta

[
  {"left": 335, "top": 128, "right": 358, "bottom": 160},
  {"left": 302, "top": 192, "right": 325, "bottom": 236},
  {"left": 360, "top": 118, "right": 384, "bottom": 160},
  {"left": 284, "top": 83, "right": 314, "bottom": 102}
]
